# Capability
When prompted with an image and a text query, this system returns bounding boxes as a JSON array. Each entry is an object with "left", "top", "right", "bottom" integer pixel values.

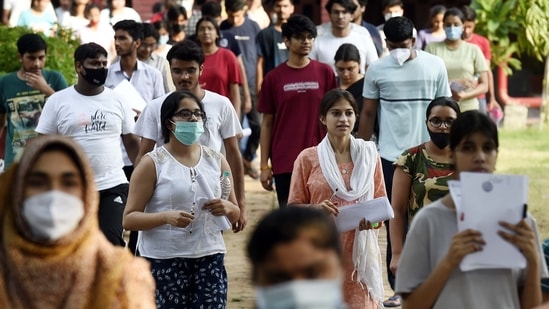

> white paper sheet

[
  {"left": 195, "top": 171, "right": 232, "bottom": 231},
  {"left": 333, "top": 197, "right": 394, "bottom": 233},
  {"left": 112, "top": 79, "right": 147, "bottom": 113},
  {"left": 452, "top": 172, "right": 528, "bottom": 271}
]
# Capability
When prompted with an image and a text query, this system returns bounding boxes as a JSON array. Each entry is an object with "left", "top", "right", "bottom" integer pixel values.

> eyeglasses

[
  {"left": 291, "top": 34, "right": 315, "bottom": 42},
  {"left": 428, "top": 117, "right": 455, "bottom": 128},
  {"left": 173, "top": 109, "right": 205, "bottom": 120}
]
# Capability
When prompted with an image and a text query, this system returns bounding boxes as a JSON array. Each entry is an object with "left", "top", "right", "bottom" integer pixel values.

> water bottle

[{"left": 220, "top": 171, "right": 232, "bottom": 200}]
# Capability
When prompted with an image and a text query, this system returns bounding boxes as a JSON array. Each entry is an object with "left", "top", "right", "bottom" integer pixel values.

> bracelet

[{"left": 260, "top": 165, "right": 271, "bottom": 171}]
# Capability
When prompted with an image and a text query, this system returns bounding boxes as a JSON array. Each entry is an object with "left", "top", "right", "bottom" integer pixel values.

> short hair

[
  {"left": 382, "top": 0, "right": 403, "bottom": 10},
  {"left": 247, "top": 207, "right": 342, "bottom": 283},
  {"left": 74, "top": 42, "right": 108, "bottom": 63},
  {"left": 167, "top": 5, "right": 188, "bottom": 22},
  {"left": 224, "top": 0, "right": 247, "bottom": 12},
  {"left": 429, "top": 4, "right": 446, "bottom": 19},
  {"left": 449, "top": 110, "right": 499, "bottom": 152},
  {"left": 142, "top": 22, "right": 160, "bottom": 42},
  {"left": 384, "top": 16, "right": 414, "bottom": 42},
  {"left": 17, "top": 33, "right": 47, "bottom": 55},
  {"left": 195, "top": 16, "right": 222, "bottom": 46},
  {"left": 425, "top": 97, "right": 461, "bottom": 120},
  {"left": 281, "top": 15, "right": 317, "bottom": 40},
  {"left": 84, "top": 3, "right": 100, "bottom": 18},
  {"left": 265, "top": 0, "right": 295, "bottom": 10},
  {"left": 334, "top": 43, "right": 361, "bottom": 63},
  {"left": 160, "top": 91, "right": 206, "bottom": 143},
  {"left": 201, "top": 1, "right": 222, "bottom": 18},
  {"left": 113, "top": 20, "right": 144, "bottom": 40},
  {"left": 166, "top": 39, "right": 205, "bottom": 65},
  {"left": 325, "top": 0, "right": 357, "bottom": 15},
  {"left": 319, "top": 88, "right": 359, "bottom": 117},
  {"left": 443, "top": 7, "right": 465, "bottom": 23},
  {"left": 356, "top": 0, "right": 367, "bottom": 8},
  {"left": 460, "top": 5, "right": 476, "bottom": 22}
]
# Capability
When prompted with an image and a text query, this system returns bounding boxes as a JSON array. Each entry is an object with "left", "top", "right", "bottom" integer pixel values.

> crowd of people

[{"left": 0, "top": 0, "right": 547, "bottom": 308}]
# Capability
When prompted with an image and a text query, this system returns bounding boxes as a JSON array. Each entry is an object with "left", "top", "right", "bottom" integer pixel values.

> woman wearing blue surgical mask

[
  {"left": 0, "top": 135, "right": 155, "bottom": 308},
  {"left": 123, "top": 90, "right": 240, "bottom": 309},
  {"left": 425, "top": 7, "right": 489, "bottom": 112}
]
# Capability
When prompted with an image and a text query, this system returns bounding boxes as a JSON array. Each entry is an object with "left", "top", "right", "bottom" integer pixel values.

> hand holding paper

[{"left": 333, "top": 197, "right": 394, "bottom": 233}]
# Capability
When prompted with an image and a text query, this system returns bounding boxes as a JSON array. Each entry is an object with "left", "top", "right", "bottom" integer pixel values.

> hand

[
  {"left": 315, "top": 200, "right": 339, "bottom": 217},
  {"left": 443, "top": 229, "right": 485, "bottom": 269},
  {"left": 390, "top": 252, "right": 400, "bottom": 275},
  {"left": 164, "top": 210, "right": 194, "bottom": 228},
  {"left": 232, "top": 209, "right": 247, "bottom": 233},
  {"left": 260, "top": 168, "right": 273, "bottom": 191},
  {"left": 451, "top": 90, "right": 466, "bottom": 102},
  {"left": 498, "top": 219, "right": 539, "bottom": 264},
  {"left": 243, "top": 96, "right": 252, "bottom": 114},
  {"left": 22, "top": 71, "right": 51, "bottom": 93},
  {"left": 202, "top": 198, "right": 236, "bottom": 217},
  {"left": 488, "top": 100, "right": 500, "bottom": 111},
  {"left": 357, "top": 218, "right": 381, "bottom": 231}
]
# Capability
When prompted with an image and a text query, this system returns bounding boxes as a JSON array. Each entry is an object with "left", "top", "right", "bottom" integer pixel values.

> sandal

[
  {"left": 243, "top": 160, "right": 259, "bottom": 180},
  {"left": 383, "top": 294, "right": 401, "bottom": 307}
]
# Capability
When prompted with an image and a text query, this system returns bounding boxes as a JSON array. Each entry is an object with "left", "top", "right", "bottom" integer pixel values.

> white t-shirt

[
  {"left": 35, "top": 86, "right": 135, "bottom": 190},
  {"left": 100, "top": 7, "right": 141, "bottom": 25},
  {"left": 310, "top": 28, "right": 378, "bottom": 74},
  {"left": 362, "top": 50, "right": 451, "bottom": 162},
  {"left": 4, "top": 0, "right": 31, "bottom": 27},
  {"left": 134, "top": 90, "right": 242, "bottom": 152}
]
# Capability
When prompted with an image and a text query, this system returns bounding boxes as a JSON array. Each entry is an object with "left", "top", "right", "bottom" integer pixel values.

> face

[
  {"left": 273, "top": 0, "right": 294, "bottom": 22},
  {"left": 432, "top": 13, "right": 444, "bottom": 31},
  {"left": 255, "top": 227, "right": 343, "bottom": 286},
  {"left": 33, "top": 0, "right": 51, "bottom": 12},
  {"left": 19, "top": 50, "right": 46, "bottom": 75},
  {"left": 170, "top": 59, "right": 202, "bottom": 91},
  {"left": 226, "top": 8, "right": 246, "bottom": 27},
  {"left": 351, "top": 0, "right": 364, "bottom": 23},
  {"left": 86, "top": 7, "right": 101, "bottom": 24},
  {"left": 137, "top": 36, "right": 158, "bottom": 60},
  {"left": 383, "top": 5, "right": 403, "bottom": 16},
  {"left": 385, "top": 37, "right": 414, "bottom": 51},
  {"left": 196, "top": 20, "right": 219, "bottom": 45},
  {"left": 320, "top": 98, "right": 356, "bottom": 137},
  {"left": 114, "top": 29, "right": 139, "bottom": 56},
  {"left": 335, "top": 60, "right": 360, "bottom": 85},
  {"left": 426, "top": 105, "right": 458, "bottom": 134},
  {"left": 60, "top": 0, "right": 71, "bottom": 9},
  {"left": 170, "top": 97, "right": 205, "bottom": 127},
  {"left": 329, "top": 3, "right": 352, "bottom": 31},
  {"left": 284, "top": 32, "right": 314, "bottom": 56},
  {"left": 462, "top": 20, "right": 475, "bottom": 40},
  {"left": 444, "top": 15, "right": 463, "bottom": 28},
  {"left": 452, "top": 132, "right": 497, "bottom": 174},
  {"left": 77, "top": 54, "right": 108, "bottom": 74},
  {"left": 24, "top": 150, "right": 84, "bottom": 201},
  {"left": 111, "top": 0, "right": 125, "bottom": 9}
]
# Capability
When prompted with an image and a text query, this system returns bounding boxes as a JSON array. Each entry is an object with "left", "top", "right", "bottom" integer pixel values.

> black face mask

[
  {"left": 428, "top": 130, "right": 450, "bottom": 149},
  {"left": 170, "top": 23, "right": 186, "bottom": 34},
  {"left": 81, "top": 66, "right": 108, "bottom": 86}
]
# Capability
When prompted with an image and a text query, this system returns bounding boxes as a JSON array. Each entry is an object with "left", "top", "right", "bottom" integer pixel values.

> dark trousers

[
  {"left": 98, "top": 183, "right": 129, "bottom": 246},
  {"left": 381, "top": 157, "right": 396, "bottom": 290},
  {"left": 242, "top": 105, "right": 261, "bottom": 162},
  {"left": 273, "top": 173, "right": 292, "bottom": 208}
]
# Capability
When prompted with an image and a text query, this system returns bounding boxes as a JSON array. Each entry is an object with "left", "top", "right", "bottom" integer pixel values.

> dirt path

[{"left": 224, "top": 176, "right": 398, "bottom": 308}]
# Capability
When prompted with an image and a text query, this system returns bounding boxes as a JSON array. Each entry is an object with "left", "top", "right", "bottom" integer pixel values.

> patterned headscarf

[{"left": 0, "top": 135, "right": 156, "bottom": 309}]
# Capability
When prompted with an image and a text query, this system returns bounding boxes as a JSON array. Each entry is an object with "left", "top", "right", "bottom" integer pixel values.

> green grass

[{"left": 496, "top": 127, "right": 549, "bottom": 238}]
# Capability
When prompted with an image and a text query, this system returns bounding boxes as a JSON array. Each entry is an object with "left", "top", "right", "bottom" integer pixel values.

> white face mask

[
  {"left": 389, "top": 48, "right": 411, "bottom": 65},
  {"left": 255, "top": 279, "right": 344, "bottom": 309},
  {"left": 384, "top": 11, "right": 403, "bottom": 21},
  {"left": 22, "top": 190, "right": 85, "bottom": 242}
]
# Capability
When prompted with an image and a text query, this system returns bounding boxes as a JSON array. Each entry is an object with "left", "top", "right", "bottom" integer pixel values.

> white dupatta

[{"left": 317, "top": 135, "right": 384, "bottom": 309}]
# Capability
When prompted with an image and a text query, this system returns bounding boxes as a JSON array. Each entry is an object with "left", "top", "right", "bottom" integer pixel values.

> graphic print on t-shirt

[{"left": 7, "top": 92, "right": 45, "bottom": 158}]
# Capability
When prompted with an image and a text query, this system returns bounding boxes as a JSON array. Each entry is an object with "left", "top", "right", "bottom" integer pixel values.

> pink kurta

[{"left": 288, "top": 147, "right": 387, "bottom": 309}]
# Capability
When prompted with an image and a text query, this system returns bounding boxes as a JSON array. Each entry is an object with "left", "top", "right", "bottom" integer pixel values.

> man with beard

[
  {"left": 258, "top": 15, "right": 337, "bottom": 208},
  {"left": 310, "top": 0, "right": 378, "bottom": 74},
  {"left": 36, "top": 42, "right": 140, "bottom": 247},
  {"left": 133, "top": 40, "right": 247, "bottom": 233},
  {"left": 0, "top": 33, "right": 67, "bottom": 169}
]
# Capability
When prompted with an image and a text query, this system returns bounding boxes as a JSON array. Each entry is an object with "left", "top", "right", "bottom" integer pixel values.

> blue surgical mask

[
  {"left": 444, "top": 26, "right": 463, "bottom": 41},
  {"left": 159, "top": 34, "right": 169, "bottom": 45},
  {"left": 255, "top": 279, "right": 345, "bottom": 309},
  {"left": 171, "top": 121, "right": 204, "bottom": 145}
]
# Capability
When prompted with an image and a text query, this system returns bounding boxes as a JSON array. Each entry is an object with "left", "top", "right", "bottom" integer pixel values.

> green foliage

[
  {"left": 0, "top": 26, "right": 80, "bottom": 84},
  {"left": 472, "top": 0, "right": 549, "bottom": 74}
]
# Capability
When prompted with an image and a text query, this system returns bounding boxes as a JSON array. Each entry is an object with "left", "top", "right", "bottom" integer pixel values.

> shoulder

[
  {"left": 296, "top": 147, "right": 318, "bottom": 162},
  {"left": 202, "top": 145, "right": 223, "bottom": 161},
  {"left": 204, "top": 90, "right": 231, "bottom": 105}
]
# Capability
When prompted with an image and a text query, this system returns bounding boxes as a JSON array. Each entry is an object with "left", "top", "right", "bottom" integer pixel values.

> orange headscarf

[{"left": 0, "top": 135, "right": 156, "bottom": 309}]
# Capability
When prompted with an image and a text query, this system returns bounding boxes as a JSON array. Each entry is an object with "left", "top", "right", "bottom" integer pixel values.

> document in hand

[
  {"left": 450, "top": 172, "right": 528, "bottom": 271},
  {"left": 195, "top": 175, "right": 233, "bottom": 231},
  {"left": 113, "top": 79, "right": 147, "bottom": 114},
  {"left": 333, "top": 197, "right": 394, "bottom": 233}
]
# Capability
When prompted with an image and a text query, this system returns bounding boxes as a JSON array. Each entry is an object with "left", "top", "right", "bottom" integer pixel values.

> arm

[
  {"left": 223, "top": 136, "right": 247, "bottom": 232},
  {"left": 2, "top": 9, "right": 10, "bottom": 25},
  {"left": 237, "top": 56, "right": 252, "bottom": 114},
  {"left": 135, "top": 137, "right": 156, "bottom": 166},
  {"left": 23, "top": 72, "right": 55, "bottom": 96},
  {"left": 487, "top": 68, "right": 499, "bottom": 109},
  {"left": 389, "top": 166, "right": 412, "bottom": 275},
  {"left": 259, "top": 113, "right": 274, "bottom": 191},
  {"left": 202, "top": 155, "right": 240, "bottom": 223},
  {"left": 121, "top": 133, "right": 140, "bottom": 165},
  {"left": 256, "top": 56, "right": 264, "bottom": 93},
  {"left": 229, "top": 82, "right": 242, "bottom": 120},
  {"left": 356, "top": 98, "right": 378, "bottom": 140},
  {"left": 452, "top": 71, "right": 488, "bottom": 101},
  {"left": 0, "top": 113, "right": 5, "bottom": 137},
  {"left": 123, "top": 156, "right": 193, "bottom": 230}
]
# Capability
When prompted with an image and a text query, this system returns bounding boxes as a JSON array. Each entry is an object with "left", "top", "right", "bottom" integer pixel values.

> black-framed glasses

[
  {"left": 173, "top": 109, "right": 205, "bottom": 120},
  {"left": 428, "top": 117, "right": 455, "bottom": 128}
]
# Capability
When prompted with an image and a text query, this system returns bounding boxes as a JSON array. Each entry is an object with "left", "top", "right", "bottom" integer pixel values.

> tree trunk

[{"left": 542, "top": 54, "right": 549, "bottom": 128}]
